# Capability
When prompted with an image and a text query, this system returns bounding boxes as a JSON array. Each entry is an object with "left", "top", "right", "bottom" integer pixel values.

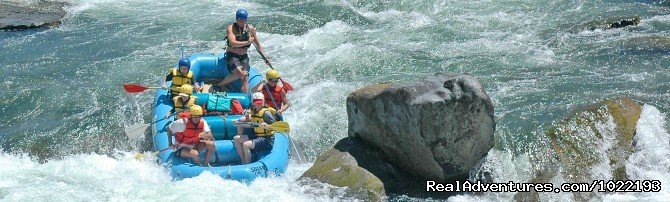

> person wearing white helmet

[
  {"left": 168, "top": 105, "right": 215, "bottom": 166},
  {"left": 233, "top": 92, "right": 278, "bottom": 164}
]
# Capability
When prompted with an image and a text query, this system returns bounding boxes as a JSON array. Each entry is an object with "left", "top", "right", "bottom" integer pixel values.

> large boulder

[
  {"left": 0, "top": 1, "right": 69, "bottom": 30},
  {"left": 346, "top": 73, "right": 495, "bottom": 182}
]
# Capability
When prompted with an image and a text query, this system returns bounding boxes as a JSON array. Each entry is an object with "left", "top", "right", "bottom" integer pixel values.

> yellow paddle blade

[
  {"left": 135, "top": 151, "right": 161, "bottom": 160},
  {"left": 134, "top": 153, "right": 147, "bottom": 160},
  {"left": 270, "top": 121, "right": 290, "bottom": 133}
]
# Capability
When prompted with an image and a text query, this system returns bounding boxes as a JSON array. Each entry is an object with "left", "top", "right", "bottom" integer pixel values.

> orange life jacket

[
  {"left": 175, "top": 119, "right": 203, "bottom": 144},
  {"left": 262, "top": 84, "right": 285, "bottom": 109}
]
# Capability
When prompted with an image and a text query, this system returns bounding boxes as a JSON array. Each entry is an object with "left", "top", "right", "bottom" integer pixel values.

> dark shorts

[
  {"left": 251, "top": 136, "right": 274, "bottom": 151},
  {"left": 226, "top": 52, "right": 250, "bottom": 73}
]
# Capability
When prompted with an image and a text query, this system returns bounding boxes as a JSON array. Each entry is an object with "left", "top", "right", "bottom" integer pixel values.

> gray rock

[
  {"left": 346, "top": 73, "right": 495, "bottom": 182},
  {"left": 0, "top": 1, "right": 69, "bottom": 30}
]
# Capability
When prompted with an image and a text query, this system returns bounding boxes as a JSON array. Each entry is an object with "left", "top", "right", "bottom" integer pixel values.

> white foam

[
  {"left": 620, "top": 105, "right": 670, "bottom": 200},
  {"left": 0, "top": 152, "right": 348, "bottom": 201}
]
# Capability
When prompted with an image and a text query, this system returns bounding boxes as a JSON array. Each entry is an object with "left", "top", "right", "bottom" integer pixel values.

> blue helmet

[
  {"left": 178, "top": 58, "right": 190, "bottom": 68},
  {"left": 236, "top": 9, "right": 248, "bottom": 20}
]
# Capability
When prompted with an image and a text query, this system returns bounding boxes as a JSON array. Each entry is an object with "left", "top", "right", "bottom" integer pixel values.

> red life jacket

[
  {"left": 262, "top": 84, "right": 285, "bottom": 109},
  {"left": 175, "top": 119, "right": 204, "bottom": 144}
]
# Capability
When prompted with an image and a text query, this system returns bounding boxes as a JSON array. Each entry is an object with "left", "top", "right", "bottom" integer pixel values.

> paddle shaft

[
  {"left": 264, "top": 85, "right": 305, "bottom": 163},
  {"left": 253, "top": 43, "right": 272, "bottom": 68},
  {"left": 253, "top": 42, "right": 294, "bottom": 91}
]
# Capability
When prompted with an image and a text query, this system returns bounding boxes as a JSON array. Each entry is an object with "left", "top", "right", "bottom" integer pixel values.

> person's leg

[
  {"left": 252, "top": 137, "right": 272, "bottom": 151},
  {"left": 204, "top": 140, "right": 215, "bottom": 166},
  {"left": 195, "top": 141, "right": 215, "bottom": 166},
  {"left": 240, "top": 57, "right": 250, "bottom": 93},
  {"left": 219, "top": 68, "right": 242, "bottom": 88},
  {"left": 180, "top": 148, "right": 201, "bottom": 165},
  {"left": 234, "top": 133, "right": 249, "bottom": 163},
  {"left": 242, "top": 139, "right": 255, "bottom": 164},
  {"left": 219, "top": 57, "right": 246, "bottom": 91}
]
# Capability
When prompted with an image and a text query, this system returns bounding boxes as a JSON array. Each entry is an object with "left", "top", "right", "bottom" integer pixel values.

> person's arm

[
  {"left": 162, "top": 72, "right": 173, "bottom": 88},
  {"left": 263, "top": 111, "right": 277, "bottom": 124},
  {"left": 278, "top": 93, "right": 291, "bottom": 113},
  {"left": 168, "top": 119, "right": 184, "bottom": 148},
  {"left": 167, "top": 127, "right": 174, "bottom": 148},
  {"left": 249, "top": 25, "right": 271, "bottom": 66},
  {"left": 200, "top": 121, "right": 214, "bottom": 141},
  {"left": 233, "top": 111, "right": 253, "bottom": 127},
  {"left": 227, "top": 25, "right": 255, "bottom": 48},
  {"left": 252, "top": 81, "right": 265, "bottom": 93},
  {"left": 190, "top": 77, "right": 201, "bottom": 91},
  {"left": 202, "top": 120, "right": 211, "bottom": 133},
  {"left": 259, "top": 110, "right": 277, "bottom": 130}
]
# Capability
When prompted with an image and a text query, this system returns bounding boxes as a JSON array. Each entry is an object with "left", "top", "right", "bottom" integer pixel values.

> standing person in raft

[
  {"left": 233, "top": 92, "right": 278, "bottom": 164},
  {"left": 168, "top": 105, "right": 215, "bottom": 166},
  {"left": 217, "top": 8, "right": 272, "bottom": 93},
  {"left": 163, "top": 58, "right": 200, "bottom": 98}
]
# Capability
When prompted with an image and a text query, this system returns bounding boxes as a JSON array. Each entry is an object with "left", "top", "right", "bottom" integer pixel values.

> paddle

[
  {"left": 134, "top": 147, "right": 173, "bottom": 160},
  {"left": 127, "top": 113, "right": 182, "bottom": 159},
  {"left": 262, "top": 85, "right": 307, "bottom": 164},
  {"left": 123, "top": 83, "right": 166, "bottom": 93},
  {"left": 235, "top": 120, "right": 306, "bottom": 163},
  {"left": 124, "top": 114, "right": 176, "bottom": 139},
  {"left": 253, "top": 43, "right": 294, "bottom": 91},
  {"left": 234, "top": 121, "right": 291, "bottom": 133}
]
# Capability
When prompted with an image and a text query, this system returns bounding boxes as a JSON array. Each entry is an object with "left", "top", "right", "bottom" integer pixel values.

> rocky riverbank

[{"left": 0, "top": 1, "right": 68, "bottom": 30}]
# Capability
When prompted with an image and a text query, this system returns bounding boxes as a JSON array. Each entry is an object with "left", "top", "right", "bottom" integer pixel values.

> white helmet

[
  {"left": 252, "top": 92, "right": 264, "bottom": 100},
  {"left": 169, "top": 119, "right": 186, "bottom": 132}
]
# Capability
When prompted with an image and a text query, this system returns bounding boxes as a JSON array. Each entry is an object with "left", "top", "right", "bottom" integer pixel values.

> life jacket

[
  {"left": 175, "top": 119, "right": 203, "bottom": 144},
  {"left": 251, "top": 107, "right": 277, "bottom": 136},
  {"left": 262, "top": 84, "right": 285, "bottom": 109},
  {"left": 173, "top": 96, "right": 197, "bottom": 113},
  {"left": 226, "top": 23, "right": 251, "bottom": 49},
  {"left": 169, "top": 69, "right": 193, "bottom": 95}
]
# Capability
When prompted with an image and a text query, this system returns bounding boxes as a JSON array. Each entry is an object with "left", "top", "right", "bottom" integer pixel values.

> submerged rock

[
  {"left": 620, "top": 36, "right": 670, "bottom": 53},
  {"left": 548, "top": 98, "right": 641, "bottom": 180},
  {"left": 517, "top": 98, "right": 642, "bottom": 201},
  {"left": 346, "top": 73, "right": 495, "bottom": 182},
  {"left": 0, "top": 1, "right": 69, "bottom": 30},
  {"left": 585, "top": 16, "right": 641, "bottom": 31}
]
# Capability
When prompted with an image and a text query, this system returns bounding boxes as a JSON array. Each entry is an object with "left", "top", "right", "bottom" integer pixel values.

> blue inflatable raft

[{"left": 151, "top": 52, "right": 290, "bottom": 181}]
